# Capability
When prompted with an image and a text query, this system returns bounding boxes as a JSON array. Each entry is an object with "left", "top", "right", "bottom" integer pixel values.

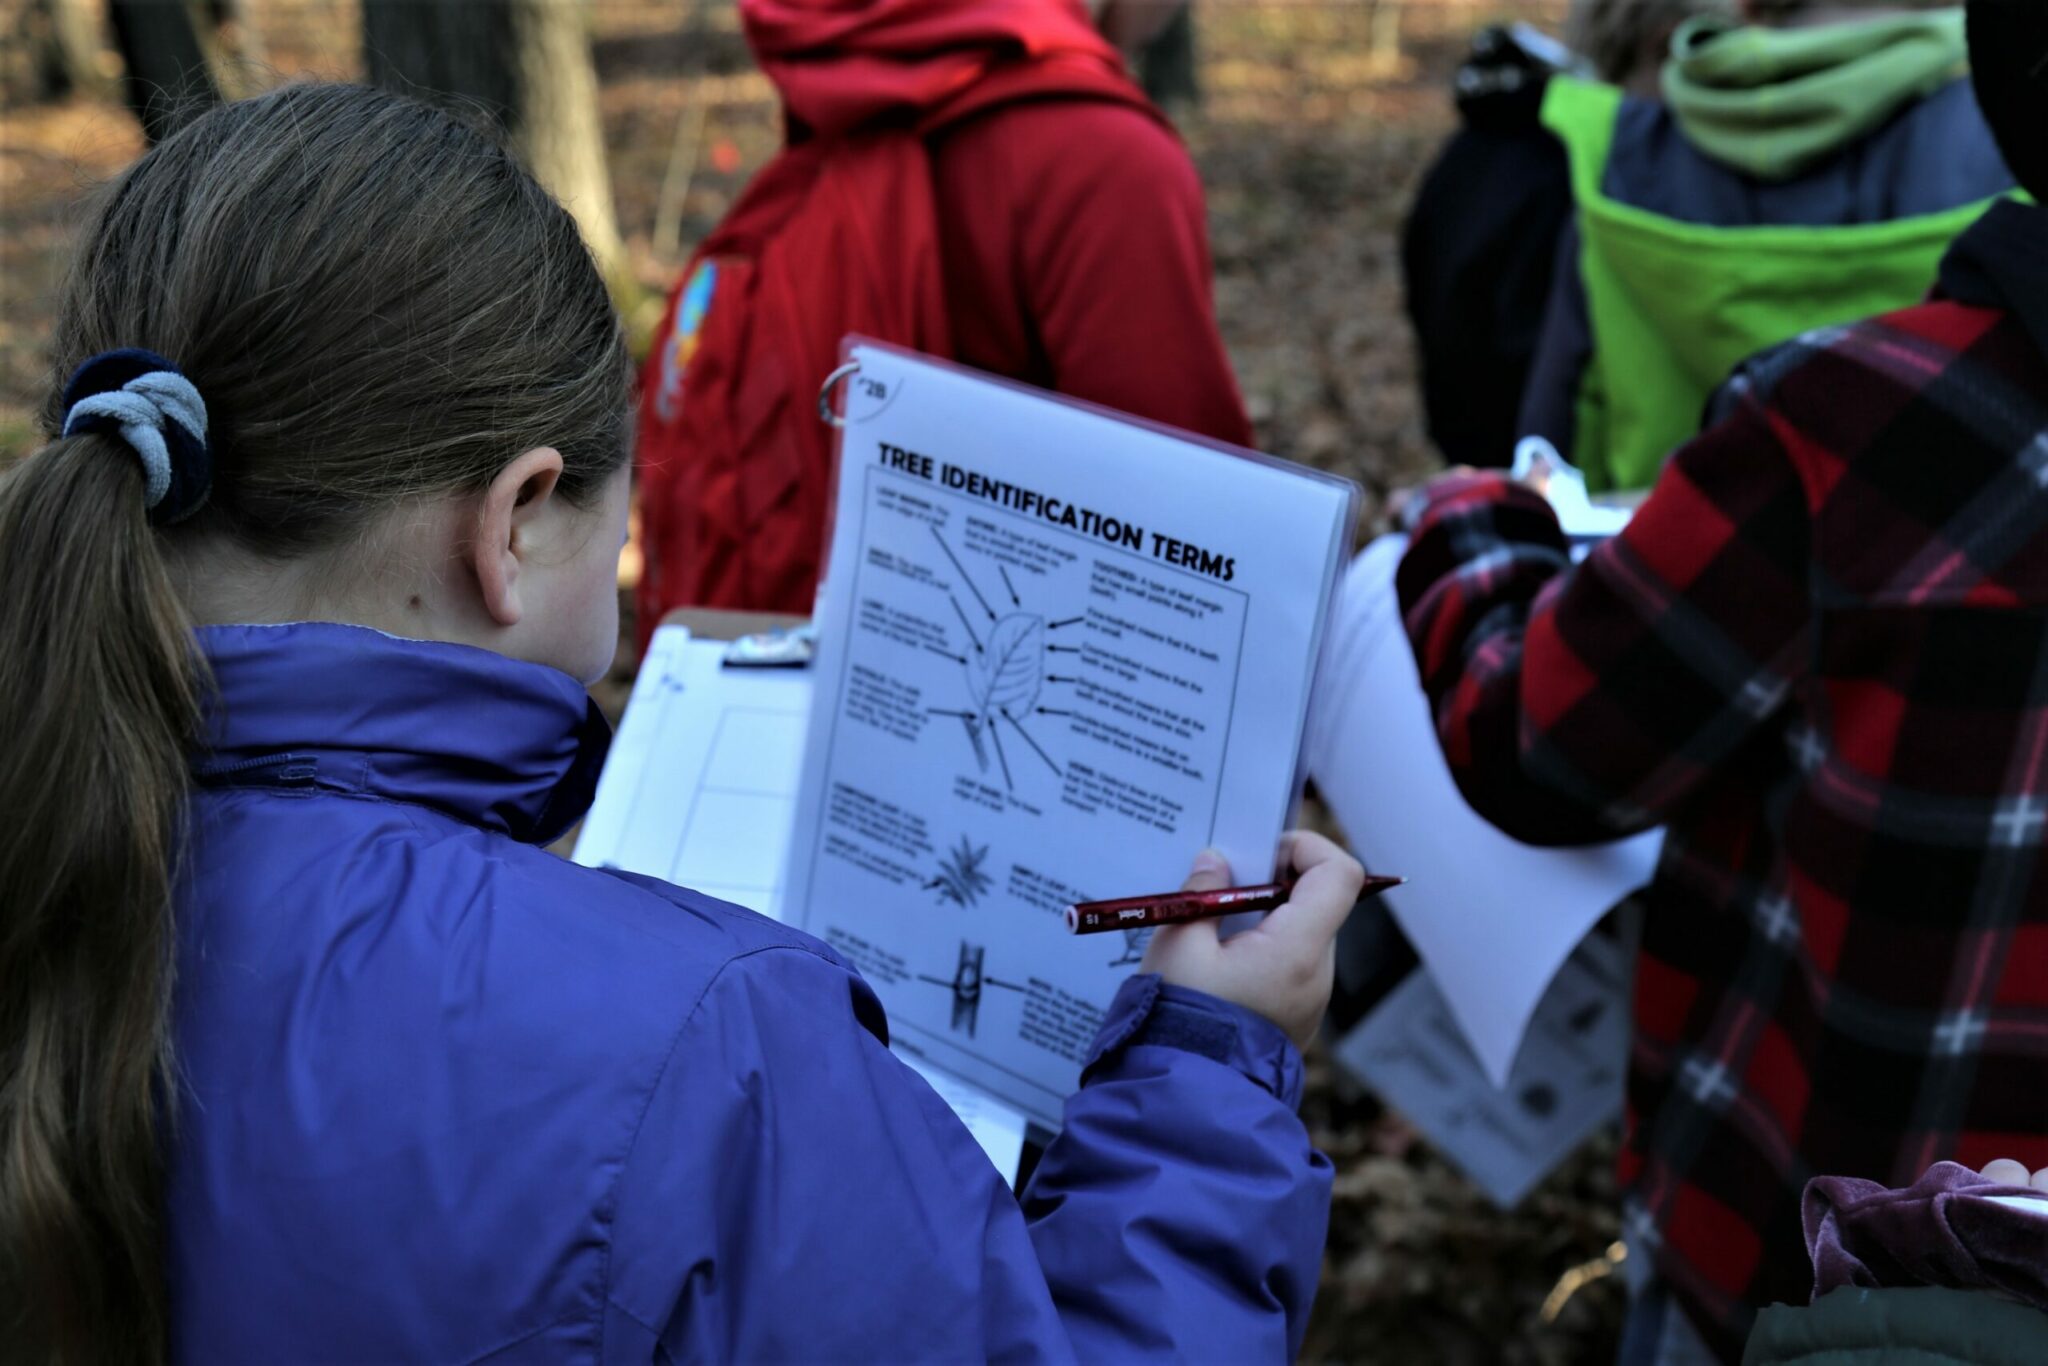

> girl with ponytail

[{"left": 0, "top": 82, "right": 1358, "bottom": 1364}]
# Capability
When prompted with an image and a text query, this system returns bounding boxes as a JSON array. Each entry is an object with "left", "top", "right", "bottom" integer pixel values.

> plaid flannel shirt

[{"left": 1398, "top": 285, "right": 2048, "bottom": 1358}]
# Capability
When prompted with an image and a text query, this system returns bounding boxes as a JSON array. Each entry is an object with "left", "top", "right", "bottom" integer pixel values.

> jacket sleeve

[
  {"left": 1396, "top": 370, "right": 1812, "bottom": 846},
  {"left": 1022, "top": 974, "right": 1331, "bottom": 1362},
  {"left": 599, "top": 948, "right": 1327, "bottom": 1364}
]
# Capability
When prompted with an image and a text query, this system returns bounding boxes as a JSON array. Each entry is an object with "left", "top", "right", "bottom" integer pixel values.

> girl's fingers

[
  {"left": 1259, "top": 832, "right": 1363, "bottom": 946},
  {"left": 1182, "top": 848, "right": 1233, "bottom": 893},
  {"left": 1141, "top": 913, "right": 1221, "bottom": 975},
  {"left": 1283, "top": 830, "right": 1358, "bottom": 885}
]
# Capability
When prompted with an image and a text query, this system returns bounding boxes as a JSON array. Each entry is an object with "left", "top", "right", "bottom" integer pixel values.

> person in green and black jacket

[{"left": 1521, "top": 0, "right": 2017, "bottom": 495}]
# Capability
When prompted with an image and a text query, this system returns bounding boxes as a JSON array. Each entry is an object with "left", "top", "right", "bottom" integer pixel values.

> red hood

[{"left": 741, "top": 0, "right": 1135, "bottom": 139}]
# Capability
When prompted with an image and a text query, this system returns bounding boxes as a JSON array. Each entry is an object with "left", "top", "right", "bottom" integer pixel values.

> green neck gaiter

[{"left": 1661, "top": 9, "right": 1968, "bottom": 181}]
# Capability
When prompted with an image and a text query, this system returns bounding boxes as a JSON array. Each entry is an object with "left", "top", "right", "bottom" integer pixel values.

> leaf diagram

[
  {"left": 928, "top": 834, "right": 994, "bottom": 908},
  {"left": 924, "top": 529, "right": 1070, "bottom": 790},
  {"left": 960, "top": 613, "right": 1043, "bottom": 785},
  {"left": 970, "top": 613, "right": 1044, "bottom": 715}
]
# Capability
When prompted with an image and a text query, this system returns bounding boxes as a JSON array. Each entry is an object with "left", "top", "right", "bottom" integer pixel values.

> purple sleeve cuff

[{"left": 1082, "top": 973, "right": 1305, "bottom": 1108}]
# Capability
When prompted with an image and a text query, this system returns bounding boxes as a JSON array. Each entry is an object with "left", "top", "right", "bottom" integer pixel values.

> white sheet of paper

[
  {"left": 1987, "top": 1195, "right": 2048, "bottom": 1216},
  {"left": 1307, "top": 536, "right": 1663, "bottom": 1087},
  {"left": 574, "top": 627, "right": 812, "bottom": 919},
  {"left": 783, "top": 340, "right": 1355, "bottom": 1126},
  {"left": 1335, "top": 926, "right": 1631, "bottom": 1209},
  {"left": 1513, "top": 436, "right": 1636, "bottom": 541}
]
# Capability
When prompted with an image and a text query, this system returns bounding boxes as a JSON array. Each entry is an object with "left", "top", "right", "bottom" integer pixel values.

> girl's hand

[
  {"left": 1142, "top": 832, "right": 1365, "bottom": 1051},
  {"left": 1979, "top": 1158, "right": 2048, "bottom": 1191}
]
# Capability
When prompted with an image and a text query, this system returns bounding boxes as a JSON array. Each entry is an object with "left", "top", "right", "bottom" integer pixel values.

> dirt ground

[{"left": 0, "top": 3, "right": 1623, "bottom": 1360}]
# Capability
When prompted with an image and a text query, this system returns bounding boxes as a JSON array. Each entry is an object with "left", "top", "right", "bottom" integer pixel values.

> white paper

[
  {"left": 1307, "top": 536, "right": 1663, "bottom": 1086},
  {"left": 900, "top": 1051, "right": 1028, "bottom": 1184},
  {"left": 1513, "top": 436, "right": 1636, "bottom": 541},
  {"left": 1987, "top": 1195, "right": 2048, "bottom": 1216},
  {"left": 784, "top": 341, "right": 1354, "bottom": 1126},
  {"left": 574, "top": 627, "right": 811, "bottom": 919},
  {"left": 1334, "top": 926, "right": 1631, "bottom": 1209}
]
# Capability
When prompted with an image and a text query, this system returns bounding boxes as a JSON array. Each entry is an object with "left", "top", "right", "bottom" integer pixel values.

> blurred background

[{"left": 0, "top": 3, "right": 1620, "bottom": 1361}]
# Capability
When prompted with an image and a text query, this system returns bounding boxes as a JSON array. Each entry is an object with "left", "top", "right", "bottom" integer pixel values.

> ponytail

[
  {"left": 0, "top": 433, "right": 201, "bottom": 1362},
  {"left": 0, "top": 80, "right": 632, "bottom": 1362}
]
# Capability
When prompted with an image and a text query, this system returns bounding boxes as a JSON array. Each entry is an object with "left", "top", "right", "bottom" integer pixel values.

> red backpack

[{"left": 634, "top": 55, "right": 1155, "bottom": 645}]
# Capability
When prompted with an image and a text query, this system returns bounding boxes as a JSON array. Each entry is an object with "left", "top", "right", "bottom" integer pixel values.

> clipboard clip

[
  {"left": 723, "top": 622, "right": 817, "bottom": 668},
  {"left": 818, "top": 360, "right": 860, "bottom": 429}
]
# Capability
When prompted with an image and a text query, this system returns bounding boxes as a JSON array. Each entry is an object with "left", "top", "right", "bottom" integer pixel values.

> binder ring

[{"left": 818, "top": 360, "right": 860, "bottom": 429}]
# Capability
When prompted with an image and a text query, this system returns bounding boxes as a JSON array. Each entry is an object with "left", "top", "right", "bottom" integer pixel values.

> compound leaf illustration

[
  {"left": 929, "top": 835, "right": 994, "bottom": 908},
  {"left": 967, "top": 612, "right": 1045, "bottom": 718}
]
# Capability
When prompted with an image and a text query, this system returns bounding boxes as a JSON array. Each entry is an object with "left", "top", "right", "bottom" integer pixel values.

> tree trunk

[
  {"left": 44, "top": 0, "right": 111, "bottom": 99},
  {"left": 2, "top": 0, "right": 53, "bottom": 104},
  {"left": 1369, "top": 0, "right": 1404, "bottom": 76},
  {"left": 508, "top": 0, "right": 627, "bottom": 290},
  {"left": 361, "top": 0, "right": 628, "bottom": 298},
  {"left": 362, "top": 0, "right": 518, "bottom": 127},
  {"left": 1136, "top": 3, "right": 1199, "bottom": 112},
  {"left": 209, "top": 0, "right": 270, "bottom": 100},
  {"left": 108, "top": 0, "right": 221, "bottom": 143},
  {"left": 1097, "top": 1, "right": 1199, "bottom": 112}
]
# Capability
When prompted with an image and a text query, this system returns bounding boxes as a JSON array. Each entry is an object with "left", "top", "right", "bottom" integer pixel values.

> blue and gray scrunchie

[{"left": 61, "top": 347, "right": 212, "bottom": 525}]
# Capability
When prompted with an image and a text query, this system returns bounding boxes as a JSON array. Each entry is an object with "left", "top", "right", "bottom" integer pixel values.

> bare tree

[
  {"left": 45, "top": 0, "right": 111, "bottom": 99},
  {"left": 362, "top": 0, "right": 628, "bottom": 295},
  {"left": 107, "top": 0, "right": 221, "bottom": 143},
  {"left": 1096, "top": 0, "right": 1200, "bottom": 111}
]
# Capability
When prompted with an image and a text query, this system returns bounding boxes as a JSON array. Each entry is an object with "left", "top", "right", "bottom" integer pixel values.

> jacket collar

[
  {"left": 1939, "top": 198, "right": 2048, "bottom": 365},
  {"left": 192, "top": 622, "right": 610, "bottom": 846}
]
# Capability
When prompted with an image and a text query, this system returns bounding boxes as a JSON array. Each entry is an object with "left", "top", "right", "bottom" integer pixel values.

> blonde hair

[{"left": 1566, "top": 0, "right": 1737, "bottom": 83}]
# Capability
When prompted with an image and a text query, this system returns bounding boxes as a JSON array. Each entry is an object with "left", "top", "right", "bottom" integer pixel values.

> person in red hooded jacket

[{"left": 635, "top": 0, "right": 1251, "bottom": 635}]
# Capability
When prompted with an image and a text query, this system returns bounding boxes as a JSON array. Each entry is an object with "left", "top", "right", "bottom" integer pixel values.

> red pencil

[{"left": 1064, "top": 873, "right": 1406, "bottom": 935}]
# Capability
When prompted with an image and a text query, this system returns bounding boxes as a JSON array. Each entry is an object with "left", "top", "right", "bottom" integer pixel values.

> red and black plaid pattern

[{"left": 1398, "top": 299, "right": 2048, "bottom": 1361}]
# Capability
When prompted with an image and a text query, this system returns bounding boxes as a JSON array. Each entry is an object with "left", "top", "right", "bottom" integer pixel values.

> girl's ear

[{"left": 471, "top": 447, "right": 565, "bottom": 627}]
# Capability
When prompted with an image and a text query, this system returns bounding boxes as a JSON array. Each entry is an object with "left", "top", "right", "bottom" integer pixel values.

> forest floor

[{"left": 0, "top": 3, "right": 1621, "bottom": 1360}]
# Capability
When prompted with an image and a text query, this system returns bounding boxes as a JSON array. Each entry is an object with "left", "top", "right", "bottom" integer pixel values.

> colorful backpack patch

[{"left": 654, "top": 260, "right": 719, "bottom": 425}]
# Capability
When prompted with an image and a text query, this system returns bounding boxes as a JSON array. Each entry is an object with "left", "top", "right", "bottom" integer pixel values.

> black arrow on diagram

[
  {"left": 998, "top": 565, "right": 1021, "bottom": 607},
  {"left": 987, "top": 714, "right": 1015, "bottom": 791},
  {"left": 924, "top": 645, "right": 968, "bottom": 665},
  {"left": 1048, "top": 616, "right": 1084, "bottom": 629},
  {"left": 1046, "top": 674, "right": 1080, "bottom": 684},
  {"left": 1047, "top": 645, "right": 1084, "bottom": 654},
  {"left": 1036, "top": 708, "right": 1075, "bottom": 717},
  {"left": 949, "top": 596, "right": 984, "bottom": 653},
  {"left": 1001, "top": 708, "right": 1063, "bottom": 776},
  {"left": 930, "top": 525, "right": 995, "bottom": 620}
]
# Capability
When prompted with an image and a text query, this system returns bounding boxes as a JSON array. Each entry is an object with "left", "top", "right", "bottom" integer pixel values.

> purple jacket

[{"left": 165, "top": 623, "right": 1330, "bottom": 1362}]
